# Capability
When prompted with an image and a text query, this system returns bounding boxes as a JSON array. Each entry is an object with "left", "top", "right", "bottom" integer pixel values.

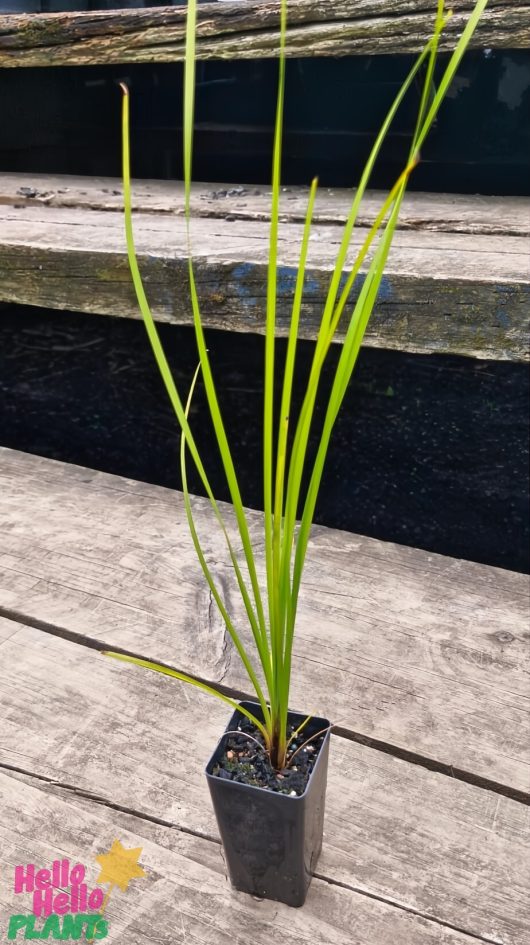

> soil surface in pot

[{"left": 213, "top": 716, "right": 327, "bottom": 796}]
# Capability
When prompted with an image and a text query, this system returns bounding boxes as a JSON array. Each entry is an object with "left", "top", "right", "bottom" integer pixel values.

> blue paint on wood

[
  {"left": 232, "top": 262, "right": 254, "bottom": 284},
  {"left": 231, "top": 263, "right": 395, "bottom": 306},
  {"left": 276, "top": 266, "right": 322, "bottom": 297},
  {"left": 232, "top": 262, "right": 257, "bottom": 306},
  {"left": 495, "top": 284, "right": 514, "bottom": 329},
  {"left": 378, "top": 275, "right": 394, "bottom": 302},
  {"left": 277, "top": 267, "right": 297, "bottom": 296},
  {"left": 233, "top": 262, "right": 324, "bottom": 302},
  {"left": 336, "top": 272, "right": 394, "bottom": 304}
]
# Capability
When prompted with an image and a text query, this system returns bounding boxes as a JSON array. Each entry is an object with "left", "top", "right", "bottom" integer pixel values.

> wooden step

[
  {"left": 1, "top": 446, "right": 528, "bottom": 794},
  {"left": 1, "top": 617, "right": 528, "bottom": 944},
  {"left": 3, "top": 766, "right": 522, "bottom": 945},
  {"left": 0, "top": 447, "right": 528, "bottom": 942},
  {"left": 1, "top": 173, "right": 529, "bottom": 360},
  {"left": 0, "top": 0, "right": 529, "bottom": 68}
]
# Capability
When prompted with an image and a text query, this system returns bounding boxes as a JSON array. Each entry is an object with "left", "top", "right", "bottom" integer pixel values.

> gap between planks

[{"left": 1, "top": 602, "right": 529, "bottom": 808}]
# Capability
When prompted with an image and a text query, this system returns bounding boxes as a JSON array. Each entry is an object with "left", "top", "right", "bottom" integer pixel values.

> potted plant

[{"left": 105, "top": 0, "right": 488, "bottom": 907}]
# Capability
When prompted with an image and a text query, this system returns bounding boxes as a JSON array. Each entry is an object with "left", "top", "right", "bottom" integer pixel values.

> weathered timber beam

[
  {"left": 0, "top": 0, "right": 529, "bottom": 68},
  {"left": 1, "top": 193, "right": 528, "bottom": 360}
]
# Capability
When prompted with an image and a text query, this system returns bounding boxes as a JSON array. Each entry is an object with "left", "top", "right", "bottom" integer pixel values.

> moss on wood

[{"left": 0, "top": 0, "right": 529, "bottom": 68}]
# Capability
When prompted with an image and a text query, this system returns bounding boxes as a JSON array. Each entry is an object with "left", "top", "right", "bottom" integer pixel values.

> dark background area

[
  {"left": 1, "top": 49, "right": 529, "bottom": 193},
  {"left": 1, "top": 305, "right": 528, "bottom": 574}
]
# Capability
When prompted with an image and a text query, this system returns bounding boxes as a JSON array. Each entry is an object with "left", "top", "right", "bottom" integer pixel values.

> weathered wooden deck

[
  {"left": 1, "top": 173, "right": 529, "bottom": 361},
  {"left": 0, "top": 446, "right": 529, "bottom": 943}
]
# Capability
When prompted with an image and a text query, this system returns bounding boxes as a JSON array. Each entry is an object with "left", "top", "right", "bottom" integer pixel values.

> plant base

[{"left": 205, "top": 701, "right": 331, "bottom": 907}]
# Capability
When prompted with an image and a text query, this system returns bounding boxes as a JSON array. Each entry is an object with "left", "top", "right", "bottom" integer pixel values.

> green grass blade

[
  {"left": 274, "top": 177, "right": 318, "bottom": 729},
  {"left": 291, "top": 193, "right": 406, "bottom": 625},
  {"left": 104, "top": 651, "right": 270, "bottom": 744},
  {"left": 120, "top": 84, "right": 271, "bottom": 701},
  {"left": 186, "top": 257, "right": 269, "bottom": 650},
  {"left": 285, "top": 0, "right": 488, "bottom": 654},
  {"left": 278, "top": 38, "right": 438, "bottom": 633},
  {"left": 414, "top": 0, "right": 490, "bottom": 157},
  {"left": 182, "top": 0, "right": 269, "bottom": 654},
  {"left": 120, "top": 83, "right": 212, "bottom": 507},
  {"left": 180, "top": 365, "right": 273, "bottom": 728},
  {"left": 330, "top": 158, "right": 419, "bottom": 337},
  {"left": 264, "top": 0, "right": 288, "bottom": 755},
  {"left": 410, "top": 1, "right": 446, "bottom": 155}
]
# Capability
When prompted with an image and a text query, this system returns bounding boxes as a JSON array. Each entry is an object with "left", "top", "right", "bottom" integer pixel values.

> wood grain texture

[
  {"left": 0, "top": 447, "right": 528, "bottom": 794},
  {"left": 1, "top": 174, "right": 528, "bottom": 360},
  {"left": 3, "top": 173, "right": 529, "bottom": 236},
  {"left": 0, "top": 768, "right": 504, "bottom": 945},
  {"left": 0, "top": 0, "right": 529, "bottom": 69},
  {"left": 1, "top": 618, "right": 529, "bottom": 944}
]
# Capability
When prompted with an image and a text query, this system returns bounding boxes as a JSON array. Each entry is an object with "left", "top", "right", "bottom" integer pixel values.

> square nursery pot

[{"left": 205, "top": 701, "right": 331, "bottom": 907}]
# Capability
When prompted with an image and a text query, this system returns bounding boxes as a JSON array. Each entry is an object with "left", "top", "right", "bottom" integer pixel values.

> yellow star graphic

[{"left": 95, "top": 839, "right": 146, "bottom": 893}]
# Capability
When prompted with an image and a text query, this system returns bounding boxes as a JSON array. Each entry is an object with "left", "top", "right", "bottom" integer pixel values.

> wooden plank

[
  {"left": 1, "top": 174, "right": 528, "bottom": 360},
  {"left": 0, "top": 0, "right": 529, "bottom": 69},
  {"left": 0, "top": 771, "right": 499, "bottom": 945},
  {"left": 0, "top": 447, "right": 528, "bottom": 795},
  {"left": 1, "top": 618, "right": 529, "bottom": 944},
  {"left": 2, "top": 173, "right": 529, "bottom": 236}
]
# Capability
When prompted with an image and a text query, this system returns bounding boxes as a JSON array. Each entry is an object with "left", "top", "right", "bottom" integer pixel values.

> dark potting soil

[
  {"left": 0, "top": 304, "right": 528, "bottom": 574},
  {"left": 213, "top": 715, "right": 327, "bottom": 796}
]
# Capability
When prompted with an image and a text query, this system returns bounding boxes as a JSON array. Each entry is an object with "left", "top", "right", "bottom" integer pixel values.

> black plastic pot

[{"left": 205, "top": 701, "right": 331, "bottom": 907}]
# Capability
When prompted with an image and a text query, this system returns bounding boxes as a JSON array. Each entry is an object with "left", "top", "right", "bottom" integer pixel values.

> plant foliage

[{"left": 106, "top": 0, "right": 489, "bottom": 769}]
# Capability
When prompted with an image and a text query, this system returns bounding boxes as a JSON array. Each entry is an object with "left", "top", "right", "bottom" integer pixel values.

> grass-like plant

[{"left": 106, "top": 0, "right": 488, "bottom": 770}]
